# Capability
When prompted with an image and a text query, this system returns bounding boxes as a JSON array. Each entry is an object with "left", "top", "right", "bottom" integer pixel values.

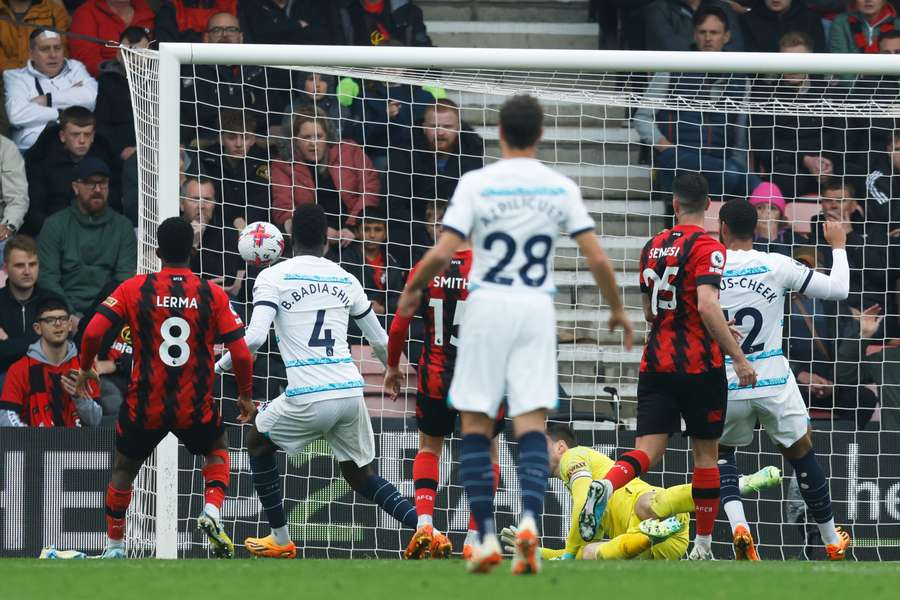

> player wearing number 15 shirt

[{"left": 77, "top": 217, "right": 255, "bottom": 559}]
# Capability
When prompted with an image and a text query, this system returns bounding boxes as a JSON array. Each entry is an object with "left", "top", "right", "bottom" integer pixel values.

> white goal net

[{"left": 122, "top": 44, "right": 900, "bottom": 560}]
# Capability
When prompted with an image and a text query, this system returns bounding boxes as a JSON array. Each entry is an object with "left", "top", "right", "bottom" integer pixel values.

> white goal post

[{"left": 124, "top": 42, "right": 900, "bottom": 560}]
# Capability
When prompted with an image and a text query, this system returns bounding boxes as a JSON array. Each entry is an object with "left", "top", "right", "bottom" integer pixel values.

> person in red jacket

[
  {"left": 271, "top": 107, "right": 381, "bottom": 247},
  {"left": 155, "top": 0, "right": 238, "bottom": 43},
  {"left": 69, "top": 0, "right": 155, "bottom": 77}
]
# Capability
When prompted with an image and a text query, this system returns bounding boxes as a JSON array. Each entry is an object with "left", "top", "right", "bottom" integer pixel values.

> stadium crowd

[{"left": 0, "top": 0, "right": 898, "bottom": 435}]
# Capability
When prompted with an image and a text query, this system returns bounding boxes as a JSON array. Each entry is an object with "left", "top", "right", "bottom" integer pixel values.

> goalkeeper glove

[{"left": 500, "top": 525, "right": 518, "bottom": 554}]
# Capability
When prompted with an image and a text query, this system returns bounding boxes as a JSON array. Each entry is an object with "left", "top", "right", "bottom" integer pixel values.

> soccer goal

[{"left": 123, "top": 43, "right": 900, "bottom": 560}]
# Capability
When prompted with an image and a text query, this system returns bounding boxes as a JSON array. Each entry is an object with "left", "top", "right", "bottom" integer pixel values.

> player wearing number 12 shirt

[
  {"left": 577, "top": 172, "right": 758, "bottom": 561},
  {"left": 76, "top": 217, "right": 255, "bottom": 559},
  {"left": 396, "top": 94, "right": 633, "bottom": 575}
]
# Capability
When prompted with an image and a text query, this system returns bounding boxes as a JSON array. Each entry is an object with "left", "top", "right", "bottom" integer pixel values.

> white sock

[
  {"left": 417, "top": 514, "right": 433, "bottom": 528},
  {"left": 464, "top": 529, "right": 479, "bottom": 547},
  {"left": 519, "top": 513, "right": 537, "bottom": 532},
  {"left": 694, "top": 534, "right": 712, "bottom": 548},
  {"left": 203, "top": 503, "right": 220, "bottom": 522},
  {"left": 107, "top": 537, "right": 125, "bottom": 549},
  {"left": 817, "top": 518, "right": 841, "bottom": 546},
  {"left": 723, "top": 500, "right": 748, "bottom": 533},
  {"left": 271, "top": 525, "right": 291, "bottom": 546}
]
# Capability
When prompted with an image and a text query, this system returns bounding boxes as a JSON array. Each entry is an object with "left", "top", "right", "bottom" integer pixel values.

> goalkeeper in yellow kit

[{"left": 502, "top": 424, "right": 781, "bottom": 560}]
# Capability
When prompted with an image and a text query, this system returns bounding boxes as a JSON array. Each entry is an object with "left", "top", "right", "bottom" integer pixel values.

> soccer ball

[{"left": 238, "top": 221, "right": 285, "bottom": 267}]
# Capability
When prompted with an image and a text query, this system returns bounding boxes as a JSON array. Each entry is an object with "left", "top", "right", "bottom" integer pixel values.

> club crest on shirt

[{"left": 102, "top": 296, "right": 118, "bottom": 308}]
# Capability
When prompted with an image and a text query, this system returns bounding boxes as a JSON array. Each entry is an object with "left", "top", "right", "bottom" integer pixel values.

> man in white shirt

[
  {"left": 216, "top": 204, "right": 418, "bottom": 559},
  {"left": 396, "top": 94, "right": 633, "bottom": 575},
  {"left": 4, "top": 29, "right": 97, "bottom": 151}
]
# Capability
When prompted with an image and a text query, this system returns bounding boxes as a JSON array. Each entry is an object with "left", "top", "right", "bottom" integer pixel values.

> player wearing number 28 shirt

[
  {"left": 577, "top": 172, "right": 758, "bottom": 562},
  {"left": 396, "top": 94, "right": 633, "bottom": 575},
  {"left": 76, "top": 217, "right": 255, "bottom": 559}
]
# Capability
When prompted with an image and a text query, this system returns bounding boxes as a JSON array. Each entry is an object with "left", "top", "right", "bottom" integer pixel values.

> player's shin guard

[
  {"left": 413, "top": 451, "right": 439, "bottom": 527},
  {"left": 718, "top": 450, "right": 747, "bottom": 533},
  {"left": 517, "top": 431, "right": 549, "bottom": 524},
  {"left": 605, "top": 449, "right": 650, "bottom": 491},
  {"left": 202, "top": 449, "right": 230, "bottom": 516},
  {"left": 461, "top": 434, "right": 496, "bottom": 540},
  {"left": 105, "top": 484, "right": 132, "bottom": 543},
  {"left": 249, "top": 454, "right": 287, "bottom": 531},
  {"left": 788, "top": 449, "right": 840, "bottom": 546},
  {"left": 692, "top": 466, "right": 720, "bottom": 537},
  {"left": 361, "top": 475, "right": 418, "bottom": 529}
]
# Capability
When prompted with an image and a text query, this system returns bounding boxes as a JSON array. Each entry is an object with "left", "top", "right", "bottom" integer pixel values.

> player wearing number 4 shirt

[
  {"left": 577, "top": 172, "right": 758, "bottom": 562},
  {"left": 215, "top": 204, "right": 419, "bottom": 559},
  {"left": 708, "top": 199, "right": 852, "bottom": 561},
  {"left": 76, "top": 217, "right": 255, "bottom": 559},
  {"left": 396, "top": 94, "right": 633, "bottom": 575}
]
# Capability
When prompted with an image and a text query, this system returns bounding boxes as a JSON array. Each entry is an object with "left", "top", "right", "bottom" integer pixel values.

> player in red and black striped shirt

[
  {"left": 385, "top": 241, "right": 505, "bottom": 560},
  {"left": 576, "top": 172, "right": 757, "bottom": 559},
  {"left": 76, "top": 217, "right": 254, "bottom": 559}
]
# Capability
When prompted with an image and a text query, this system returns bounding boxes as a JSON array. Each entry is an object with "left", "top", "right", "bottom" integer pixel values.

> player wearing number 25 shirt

[{"left": 77, "top": 217, "right": 254, "bottom": 559}]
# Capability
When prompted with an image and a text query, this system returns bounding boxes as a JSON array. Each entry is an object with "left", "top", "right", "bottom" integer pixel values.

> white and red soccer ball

[{"left": 238, "top": 221, "right": 285, "bottom": 267}]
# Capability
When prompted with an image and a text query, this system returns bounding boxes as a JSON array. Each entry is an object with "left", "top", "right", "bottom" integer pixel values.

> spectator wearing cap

[
  {"left": 0, "top": 295, "right": 101, "bottom": 427},
  {"left": 0, "top": 134, "right": 28, "bottom": 257},
  {"left": 37, "top": 157, "right": 136, "bottom": 315},
  {"left": 22, "top": 106, "right": 120, "bottom": 237},
  {"left": 0, "top": 0, "right": 71, "bottom": 72},
  {"left": 156, "top": 0, "right": 237, "bottom": 43},
  {"left": 747, "top": 182, "right": 799, "bottom": 257},
  {"left": 69, "top": 0, "right": 155, "bottom": 77},
  {"left": 740, "top": 0, "right": 826, "bottom": 52},
  {"left": 3, "top": 29, "right": 97, "bottom": 151}
]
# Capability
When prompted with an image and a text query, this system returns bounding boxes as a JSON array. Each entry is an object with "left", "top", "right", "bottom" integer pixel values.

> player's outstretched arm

[
  {"left": 355, "top": 309, "right": 389, "bottom": 367},
  {"left": 573, "top": 230, "right": 634, "bottom": 350},
  {"left": 75, "top": 312, "right": 112, "bottom": 397},
  {"left": 799, "top": 221, "right": 849, "bottom": 300},
  {"left": 215, "top": 304, "right": 275, "bottom": 373},
  {"left": 697, "top": 284, "right": 757, "bottom": 388},
  {"left": 384, "top": 312, "right": 413, "bottom": 400},
  {"left": 397, "top": 230, "right": 465, "bottom": 318}
]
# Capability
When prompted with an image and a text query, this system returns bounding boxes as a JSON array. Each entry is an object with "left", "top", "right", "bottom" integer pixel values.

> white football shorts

[
  {"left": 719, "top": 371, "right": 809, "bottom": 448},
  {"left": 447, "top": 288, "right": 558, "bottom": 419},
  {"left": 255, "top": 394, "right": 375, "bottom": 467}
]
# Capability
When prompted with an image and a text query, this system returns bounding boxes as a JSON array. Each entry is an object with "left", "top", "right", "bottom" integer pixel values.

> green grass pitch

[{"left": 3, "top": 559, "right": 899, "bottom": 600}]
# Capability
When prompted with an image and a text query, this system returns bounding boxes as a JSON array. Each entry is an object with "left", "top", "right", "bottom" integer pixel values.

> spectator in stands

[
  {"left": 179, "top": 175, "right": 243, "bottom": 292},
  {"left": 410, "top": 198, "right": 446, "bottom": 264},
  {"left": 37, "top": 157, "right": 136, "bottom": 315},
  {"left": 281, "top": 71, "right": 360, "bottom": 145},
  {"left": 3, "top": 29, "right": 97, "bottom": 151},
  {"left": 749, "top": 31, "right": 845, "bottom": 200},
  {"left": 198, "top": 109, "right": 271, "bottom": 230},
  {"left": 156, "top": 0, "right": 237, "bottom": 43},
  {"left": 181, "top": 11, "right": 279, "bottom": 143},
  {"left": 741, "top": 0, "right": 826, "bottom": 52},
  {"left": 338, "top": 0, "right": 432, "bottom": 47},
  {"left": 338, "top": 207, "right": 403, "bottom": 326},
  {"left": 69, "top": 0, "right": 155, "bottom": 77},
  {"left": 748, "top": 182, "right": 798, "bottom": 256},
  {"left": 0, "top": 235, "right": 56, "bottom": 385},
  {"left": 829, "top": 0, "right": 900, "bottom": 56},
  {"left": 238, "top": 0, "right": 344, "bottom": 45},
  {"left": 0, "top": 296, "right": 101, "bottom": 427},
  {"left": 861, "top": 129, "right": 900, "bottom": 236},
  {"left": 807, "top": 177, "right": 891, "bottom": 311},
  {"left": 635, "top": 6, "right": 759, "bottom": 200},
  {"left": 642, "top": 0, "right": 744, "bottom": 52},
  {"left": 836, "top": 305, "right": 900, "bottom": 430},
  {"left": 0, "top": 134, "right": 28, "bottom": 258},
  {"left": 385, "top": 98, "right": 484, "bottom": 267},
  {"left": 272, "top": 108, "right": 380, "bottom": 247},
  {"left": 23, "top": 106, "right": 120, "bottom": 237},
  {"left": 0, "top": 0, "right": 71, "bottom": 71}
]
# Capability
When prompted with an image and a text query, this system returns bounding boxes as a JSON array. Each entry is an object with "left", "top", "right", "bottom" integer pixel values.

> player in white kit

[
  {"left": 705, "top": 199, "right": 852, "bottom": 561},
  {"left": 396, "top": 95, "right": 634, "bottom": 574},
  {"left": 216, "top": 205, "right": 418, "bottom": 558}
]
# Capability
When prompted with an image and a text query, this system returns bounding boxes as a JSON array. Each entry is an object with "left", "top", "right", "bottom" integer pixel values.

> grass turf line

[{"left": 2, "top": 559, "right": 898, "bottom": 600}]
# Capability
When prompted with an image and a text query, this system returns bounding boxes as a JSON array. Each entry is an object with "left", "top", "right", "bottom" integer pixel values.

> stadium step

[
  {"left": 426, "top": 20, "right": 599, "bottom": 50},
  {"left": 419, "top": 0, "right": 591, "bottom": 23},
  {"left": 453, "top": 92, "right": 631, "bottom": 126},
  {"left": 476, "top": 124, "right": 641, "bottom": 167}
]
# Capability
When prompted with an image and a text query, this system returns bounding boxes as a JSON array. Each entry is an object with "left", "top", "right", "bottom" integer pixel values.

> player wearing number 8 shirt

[
  {"left": 576, "top": 172, "right": 758, "bottom": 561},
  {"left": 76, "top": 217, "right": 255, "bottom": 559},
  {"left": 396, "top": 94, "right": 634, "bottom": 575}
]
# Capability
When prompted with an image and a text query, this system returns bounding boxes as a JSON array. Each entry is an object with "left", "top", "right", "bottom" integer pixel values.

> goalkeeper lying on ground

[{"left": 504, "top": 424, "right": 781, "bottom": 560}]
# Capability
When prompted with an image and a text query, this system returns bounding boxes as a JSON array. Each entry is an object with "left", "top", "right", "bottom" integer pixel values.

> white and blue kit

[
  {"left": 719, "top": 248, "right": 849, "bottom": 447},
  {"left": 217, "top": 255, "right": 388, "bottom": 466},
  {"left": 440, "top": 157, "right": 596, "bottom": 418}
]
